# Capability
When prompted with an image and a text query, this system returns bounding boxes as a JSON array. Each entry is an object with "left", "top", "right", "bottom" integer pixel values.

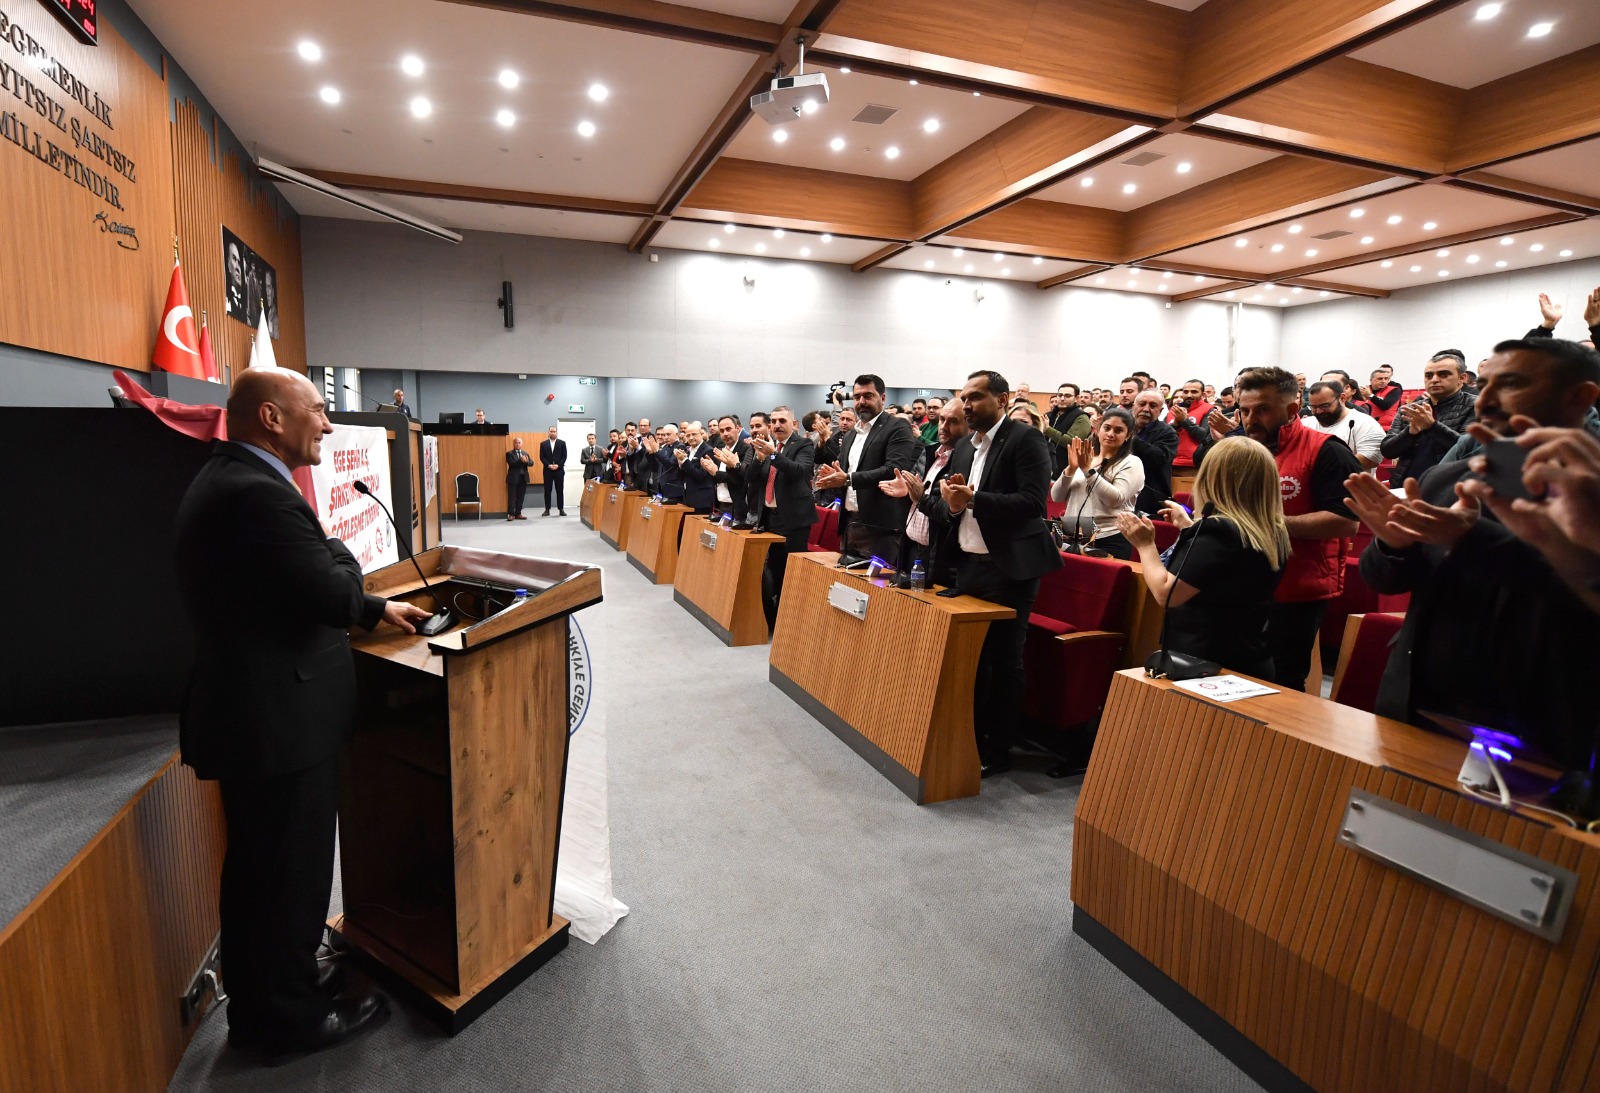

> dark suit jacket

[
  {"left": 539, "top": 438, "right": 568, "bottom": 472},
  {"left": 837, "top": 413, "right": 920, "bottom": 531},
  {"left": 505, "top": 447, "right": 533, "bottom": 484},
  {"left": 764, "top": 433, "right": 818, "bottom": 533},
  {"left": 681, "top": 441, "right": 717, "bottom": 510},
  {"left": 652, "top": 444, "right": 686, "bottom": 500},
  {"left": 928, "top": 418, "right": 1062, "bottom": 582},
  {"left": 174, "top": 442, "right": 386, "bottom": 780},
  {"left": 1131, "top": 420, "right": 1179, "bottom": 512}
]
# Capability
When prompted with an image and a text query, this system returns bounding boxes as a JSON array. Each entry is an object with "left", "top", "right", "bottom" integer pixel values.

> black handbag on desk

[{"left": 1143, "top": 507, "right": 1220, "bottom": 681}]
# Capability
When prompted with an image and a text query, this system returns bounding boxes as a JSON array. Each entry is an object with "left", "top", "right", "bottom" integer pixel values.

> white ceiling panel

[
  {"left": 676, "top": 0, "right": 795, "bottom": 19},
  {"left": 722, "top": 66, "right": 1030, "bottom": 180},
  {"left": 649, "top": 221, "right": 883, "bottom": 264},
  {"left": 1315, "top": 218, "right": 1600, "bottom": 291},
  {"left": 1034, "top": 133, "right": 1278, "bottom": 211},
  {"left": 1352, "top": 0, "right": 1600, "bottom": 88},
  {"left": 1489, "top": 137, "right": 1600, "bottom": 198},
  {"left": 130, "top": 0, "right": 756, "bottom": 204}
]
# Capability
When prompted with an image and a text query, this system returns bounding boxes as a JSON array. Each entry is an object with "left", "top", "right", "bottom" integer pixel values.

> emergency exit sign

[{"left": 568, "top": 404, "right": 585, "bottom": 413}]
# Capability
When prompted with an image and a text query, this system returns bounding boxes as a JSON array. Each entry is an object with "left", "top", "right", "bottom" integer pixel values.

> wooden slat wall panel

[
  {"left": 0, "top": 757, "right": 225, "bottom": 1093},
  {"left": 1073, "top": 673, "right": 1600, "bottom": 1093},
  {"left": 170, "top": 99, "right": 305, "bottom": 379}
]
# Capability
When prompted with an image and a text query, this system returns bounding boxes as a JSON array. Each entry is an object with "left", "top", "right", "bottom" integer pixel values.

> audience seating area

[
  {"left": 1330, "top": 612, "right": 1405, "bottom": 713},
  {"left": 1023, "top": 553, "right": 1133, "bottom": 738}
]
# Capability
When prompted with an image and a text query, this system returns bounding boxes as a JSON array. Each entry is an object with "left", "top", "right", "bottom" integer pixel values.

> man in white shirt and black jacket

[
  {"left": 914, "top": 370, "right": 1062, "bottom": 776},
  {"left": 814, "top": 374, "right": 920, "bottom": 566}
]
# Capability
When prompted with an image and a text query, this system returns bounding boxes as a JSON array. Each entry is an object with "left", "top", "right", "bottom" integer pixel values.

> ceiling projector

[{"left": 751, "top": 70, "right": 830, "bottom": 124}]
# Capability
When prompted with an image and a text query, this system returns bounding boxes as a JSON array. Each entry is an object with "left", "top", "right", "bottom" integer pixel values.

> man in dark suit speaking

[
  {"left": 174, "top": 369, "right": 430, "bottom": 1063},
  {"left": 914, "top": 369, "right": 1061, "bottom": 776},
  {"left": 540, "top": 424, "right": 568, "bottom": 516}
]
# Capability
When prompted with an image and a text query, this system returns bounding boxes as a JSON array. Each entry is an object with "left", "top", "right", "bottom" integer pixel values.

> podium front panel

[
  {"left": 599, "top": 489, "right": 646, "bottom": 551},
  {"left": 580, "top": 481, "right": 612, "bottom": 528},
  {"left": 626, "top": 502, "right": 690, "bottom": 585},
  {"left": 672, "top": 516, "right": 779, "bottom": 646},
  {"left": 768, "top": 553, "right": 1011, "bottom": 804}
]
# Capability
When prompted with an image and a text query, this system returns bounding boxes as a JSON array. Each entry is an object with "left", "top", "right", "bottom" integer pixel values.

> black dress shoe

[
  {"left": 236, "top": 991, "right": 389, "bottom": 1067},
  {"left": 980, "top": 756, "right": 1014, "bottom": 778}
]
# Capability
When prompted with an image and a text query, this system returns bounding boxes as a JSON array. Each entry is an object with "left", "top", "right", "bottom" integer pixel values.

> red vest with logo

[
  {"left": 1173, "top": 399, "right": 1212, "bottom": 468},
  {"left": 1274, "top": 419, "right": 1347, "bottom": 603}
]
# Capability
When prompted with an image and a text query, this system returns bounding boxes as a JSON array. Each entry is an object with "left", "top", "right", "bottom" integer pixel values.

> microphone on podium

[
  {"left": 350, "top": 479, "right": 455, "bottom": 637},
  {"left": 342, "top": 384, "right": 390, "bottom": 410}
]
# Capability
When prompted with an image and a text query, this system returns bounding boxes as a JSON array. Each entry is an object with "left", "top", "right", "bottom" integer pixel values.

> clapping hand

[
  {"left": 642, "top": 436, "right": 660, "bottom": 454},
  {"left": 1401, "top": 399, "right": 1435, "bottom": 434},
  {"left": 813, "top": 460, "right": 848, "bottom": 489},
  {"left": 1586, "top": 286, "right": 1600, "bottom": 328},
  {"left": 878, "top": 475, "right": 909, "bottom": 498},
  {"left": 1160, "top": 500, "right": 1193, "bottom": 528},
  {"left": 1115, "top": 512, "right": 1156, "bottom": 550},
  {"left": 713, "top": 446, "right": 739, "bottom": 467},
  {"left": 674, "top": 447, "right": 688, "bottom": 464},
  {"left": 885, "top": 467, "right": 925, "bottom": 504},
  {"left": 1066, "top": 436, "right": 1091, "bottom": 475},
  {"left": 1540, "top": 291, "right": 1563, "bottom": 328},
  {"left": 1171, "top": 403, "right": 1189, "bottom": 425},
  {"left": 750, "top": 436, "right": 775, "bottom": 459},
  {"left": 1208, "top": 410, "right": 1233, "bottom": 441},
  {"left": 940, "top": 472, "right": 973, "bottom": 514},
  {"left": 1346, "top": 471, "right": 1479, "bottom": 550},
  {"left": 699, "top": 456, "right": 719, "bottom": 475}
]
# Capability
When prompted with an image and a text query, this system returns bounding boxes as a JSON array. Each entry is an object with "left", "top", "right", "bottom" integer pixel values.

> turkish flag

[
  {"left": 152, "top": 260, "right": 205, "bottom": 379},
  {"left": 197, "top": 319, "right": 220, "bottom": 382}
]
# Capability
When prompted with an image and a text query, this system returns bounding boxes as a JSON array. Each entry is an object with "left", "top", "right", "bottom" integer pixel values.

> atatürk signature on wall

[{"left": 93, "top": 210, "right": 138, "bottom": 250}]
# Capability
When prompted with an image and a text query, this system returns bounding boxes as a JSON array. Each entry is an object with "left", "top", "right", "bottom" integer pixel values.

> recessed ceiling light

[
  {"left": 802, "top": 99, "right": 819, "bottom": 115},
  {"left": 1263, "top": 283, "right": 1276, "bottom": 289},
  {"left": 1176, "top": 162, "right": 1192, "bottom": 174},
  {"left": 1476, "top": 2, "right": 1502, "bottom": 19},
  {"left": 1288, "top": 224, "right": 1303, "bottom": 234},
  {"left": 1438, "top": 270, "right": 1450, "bottom": 277},
  {"left": 1495, "top": 259, "right": 1507, "bottom": 267},
  {"left": 964, "top": 264, "right": 974, "bottom": 273},
  {"left": 1530, "top": 243, "right": 1544, "bottom": 251},
  {"left": 410, "top": 96, "right": 432, "bottom": 118},
  {"left": 1032, "top": 256, "right": 1043, "bottom": 265},
  {"left": 992, "top": 252, "right": 1004, "bottom": 262},
  {"left": 1500, "top": 236, "right": 1514, "bottom": 245},
  {"left": 588, "top": 83, "right": 609, "bottom": 102},
  {"left": 1002, "top": 268, "right": 1011, "bottom": 276},
  {"left": 1279, "top": 298, "right": 1289, "bottom": 304},
  {"left": 1270, "top": 243, "right": 1284, "bottom": 252},
  {"left": 1560, "top": 249, "right": 1574, "bottom": 257},
  {"left": 923, "top": 118, "right": 940, "bottom": 134},
  {"left": 498, "top": 69, "right": 519, "bottom": 89},
  {"left": 800, "top": 247, "right": 811, "bottom": 256},
  {"left": 401, "top": 54, "right": 425, "bottom": 77},
  {"left": 1305, "top": 249, "right": 1318, "bottom": 257},
  {"left": 953, "top": 248, "right": 964, "bottom": 256},
  {"left": 319, "top": 86, "right": 340, "bottom": 105},
  {"left": 1350, "top": 208, "right": 1365, "bottom": 218},
  {"left": 1235, "top": 238, "right": 1248, "bottom": 247},
  {"left": 774, "top": 229, "right": 785, "bottom": 238},
  {"left": 908, "top": 79, "right": 918, "bottom": 86},
  {"left": 1320, "top": 291, "right": 1330, "bottom": 297},
  {"left": 1466, "top": 254, "right": 1480, "bottom": 263},
  {"left": 885, "top": 146, "right": 900, "bottom": 159},
  {"left": 1527, "top": 21, "right": 1554, "bottom": 37},
  {"left": 708, "top": 238, "right": 720, "bottom": 248},
  {"left": 1224, "top": 291, "right": 1236, "bottom": 298},
  {"left": 1162, "top": 271, "right": 1172, "bottom": 278},
  {"left": 829, "top": 137, "right": 845, "bottom": 152},
  {"left": 972, "top": 91, "right": 981, "bottom": 96},
  {"left": 1409, "top": 264, "right": 1422, "bottom": 272},
  {"left": 1292, "top": 287, "right": 1303, "bottom": 294},
  {"left": 1096, "top": 277, "right": 1106, "bottom": 285},
  {"left": 495, "top": 108, "right": 514, "bottom": 127},
  {"left": 1435, "top": 248, "right": 1450, "bottom": 257},
  {"left": 821, "top": 234, "right": 832, "bottom": 243},
  {"left": 297, "top": 41, "right": 322, "bottom": 62},
  {"left": 1423, "top": 221, "right": 1437, "bottom": 231},
  {"left": 1360, "top": 236, "right": 1375, "bottom": 245},
  {"left": 772, "top": 129, "right": 788, "bottom": 144},
  {"left": 1387, "top": 215, "right": 1402, "bottom": 225},
  {"left": 1381, "top": 260, "right": 1394, "bottom": 268},
  {"left": 1157, "top": 284, "right": 1167, "bottom": 291},
  {"left": 755, "top": 243, "right": 766, "bottom": 253},
  {"left": 1122, "top": 183, "right": 1137, "bottom": 194},
  {"left": 1128, "top": 279, "right": 1138, "bottom": 287},
  {"left": 1195, "top": 276, "right": 1205, "bottom": 283},
  {"left": 1080, "top": 177, "right": 1094, "bottom": 188},
  {"left": 577, "top": 120, "right": 596, "bottom": 137},
  {"left": 724, "top": 223, "right": 736, "bottom": 234},
  {"left": 839, "top": 67, "right": 850, "bottom": 74},
  {"left": 925, "top": 260, "right": 934, "bottom": 268}
]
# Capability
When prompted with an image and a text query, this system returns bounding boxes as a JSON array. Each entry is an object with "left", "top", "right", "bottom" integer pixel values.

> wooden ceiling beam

[
  {"left": 437, "top": 0, "right": 781, "bottom": 52},
  {"left": 1178, "top": 0, "right": 1470, "bottom": 117},
  {"left": 677, "top": 158, "right": 915, "bottom": 239},
  {"left": 943, "top": 199, "right": 1125, "bottom": 265},
  {"left": 1172, "top": 279, "right": 1253, "bottom": 303},
  {"left": 1279, "top": 277, "right": 1389, "bottom": 299},
  {"left": 1450, "top": 44, "right": 1600, "bottom": 171},
  {"left": 853, "top": 244, "right": 911, "bottom": 272},
  {"left": 292, "top": 170, "right": 656, "bottom": 217},
  {"left": 1037, "top": 264, "right": 1114, "bottom": 290},
  {"left": 1452, "top": 173, "right": 1600, "bottom": 216}
]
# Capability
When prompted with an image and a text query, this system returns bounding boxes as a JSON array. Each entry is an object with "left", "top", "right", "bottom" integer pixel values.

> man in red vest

[
  {"left": 1235, "top": 367, "right": 1363, "bottom": 690},
  {"left": 1169, "top": 378, "right": 1214, "bottom": 476}
]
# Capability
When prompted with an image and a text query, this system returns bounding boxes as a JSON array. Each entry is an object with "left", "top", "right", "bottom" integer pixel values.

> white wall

[
  {"left": 1280, "top": 257, "right": 1600, "bottom": 389},
  {"left": 303, "top": 219, "right": 1279, "bottom": 394}
]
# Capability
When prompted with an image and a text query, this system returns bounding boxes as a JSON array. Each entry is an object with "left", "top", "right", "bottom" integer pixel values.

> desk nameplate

[
  {"left": 827, "top": 582, "right": 869, "bottom": 620},
  {"left": 700, "top": 530, "right": 718, "bottom": 550}
]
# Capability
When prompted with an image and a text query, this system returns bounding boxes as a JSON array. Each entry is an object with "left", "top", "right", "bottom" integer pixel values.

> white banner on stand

[
  {"left": 555, "top": 605, "right": 628, "bottom": 943},
  {"left": 422, "top": 435, "right": 439, "bottom": 508},
  {"left": 308, "top": 423, "right": 400, "bottom": 573}
]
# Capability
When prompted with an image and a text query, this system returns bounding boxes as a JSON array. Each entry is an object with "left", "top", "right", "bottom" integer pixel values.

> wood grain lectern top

[{"left": 333, "top": 545, "right": 601, "bottom": 1034}]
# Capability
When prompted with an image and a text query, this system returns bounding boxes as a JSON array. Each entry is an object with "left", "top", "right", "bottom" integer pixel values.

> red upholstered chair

[
  {"left": 1023, "top": 552, "right": 1133, "bottom": 736},
  {"left": 816, "top": 505, "right": 841, "bottom": 552},
  {"left": 809, "top": 506, "right": 829, "bottom": 550},
  {"left": 1320, "top": 555, "right": 1410, "bottom": 663},
  {"left": 1151, "top": 520, "right": 1179, "bottom": 552},
  {"left": 1330, "top": 612, "right": 1404, "bottom": 714},
  {"left": 1047, "top": 499, "right": 1067, "bottom": 519}
]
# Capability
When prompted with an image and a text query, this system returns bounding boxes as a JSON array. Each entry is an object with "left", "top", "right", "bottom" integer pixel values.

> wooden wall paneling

[
  {"left": 819, "top": 0, "right": 1185, "bottom": 119},
  {"left": 678, "top": 158, "right": 915, "bottom": 239},
  {"left": 439, "top": 434, "right": 541, "bottom": 517},
  {"left": 1450, "top": 43, "right": 1600, "bottom": 171},
  {"left": 1177, "top": 0, "right": 1464, "bottom": 117},
  {"left": 946, "top": 199, "right": 1125, "bottom": 264},
  {"left": 0, "top": 5, "right": 175, "bottom": 372},
  {"left": 171, "top": 98, "right": 306, "bottom": 378},
  {"left": 1215, "top": 58, "right": 1465, "bottom": 174},
  {"left": 910, "top": 107, "right": 1145, "bottom": 236},
  {"left": 1123, "top": 156, "right": 1392, "bottom": 260}
]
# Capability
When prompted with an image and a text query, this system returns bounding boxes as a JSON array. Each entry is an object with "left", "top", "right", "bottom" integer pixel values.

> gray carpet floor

[{"left": 169, "top": 514, "right": 1260, "bottom": 1092}]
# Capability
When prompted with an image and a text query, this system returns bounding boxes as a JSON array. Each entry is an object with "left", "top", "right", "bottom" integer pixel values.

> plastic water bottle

[
  {"left": 510, "top": 589, "right": 529, "bottom": 609},
  {"left": 909, "top": 561, "right": 927, "bottom": 592}
]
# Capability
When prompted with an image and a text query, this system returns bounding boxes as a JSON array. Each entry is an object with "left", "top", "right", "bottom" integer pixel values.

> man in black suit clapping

[
  {"left": 173, "top": 369, "right": 431, "bottom": 1063},
  {"left": 918, "top": 370, "right": 1062, "bottom": 776},
  {"left": 813, "top": 374, "right": 920, "bottom": 566},
  {"left": 505, "top": 437, "right": 533, "bottom": 520},
  {"left": 753, "top": 406, "right": 818, "bottom": 628}
]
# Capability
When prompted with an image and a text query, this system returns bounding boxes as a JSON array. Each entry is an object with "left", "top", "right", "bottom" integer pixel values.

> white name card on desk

[
  {"left": 827, "top": 582, "right": 869, "bottom": 620},
  {"left": 1172, "top": 675, "right": 1279, "bottom": 702}
]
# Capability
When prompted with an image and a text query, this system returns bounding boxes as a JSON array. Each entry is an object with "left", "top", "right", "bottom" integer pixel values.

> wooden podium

[
  {"left": 625, "top": 501, "right": 691, "bottom": 585},
  {"left": 334, "top": 545, "right": 602, "bottom": 1033},
  {"left": 580, "top": 481, "right": 613, "bottom": 528},
  {"left": 1074, "top": 671, "right": 1600, "bottom": 1093},
  {"left": 768, "top": 552, "right": 1013, "bottom": 803},
  {"left": 672, "top": 515, "right": 781, "bottom": 646},
  {"left": 599, "top": 488, "right": 647, "bottom": 551}
]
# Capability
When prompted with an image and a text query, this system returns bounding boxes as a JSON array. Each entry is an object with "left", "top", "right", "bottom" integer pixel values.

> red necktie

[{"left": 765, "top": 462, "right": 777, "bottom": 507}]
